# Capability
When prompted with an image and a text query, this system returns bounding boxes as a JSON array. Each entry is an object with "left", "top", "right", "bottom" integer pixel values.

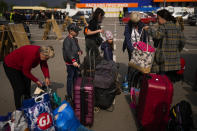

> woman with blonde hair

[
  {"left": 123, "top": 11, "right": 147, "bottom": 60},
  {"left": 3, "top": 45, "right": 54, "bottom": 109}
]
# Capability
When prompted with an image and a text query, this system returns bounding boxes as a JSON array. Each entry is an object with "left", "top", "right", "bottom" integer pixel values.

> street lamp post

[{"left": 164, "top": 0, "right": 166, "bottom": 8}]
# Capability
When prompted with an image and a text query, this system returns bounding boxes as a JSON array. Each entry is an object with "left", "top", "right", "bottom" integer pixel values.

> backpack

[{"left": 168, "top": 100, "right": 195, "bottom": 131}]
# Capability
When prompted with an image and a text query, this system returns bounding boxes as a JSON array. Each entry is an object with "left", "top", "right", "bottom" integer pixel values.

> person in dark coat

[
  {"left": 84, "top": 8, "right": 105, "bottom": 58},
  {"left": 62, "top": 23, "right": 82, "bottom": 101},
  {"left": 101, "top": 30, "right": 114, "bottom": 61},
  {"left": 123, "top": 12, "right": 147, "bottom": 61},
  {"left": 144, "top": 9, "right": 185, "bottom": 74}
]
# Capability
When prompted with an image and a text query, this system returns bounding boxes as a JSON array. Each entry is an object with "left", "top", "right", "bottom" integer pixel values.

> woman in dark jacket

[
  {"left": 123, "top": 12, "right": 147, "bottom": 61},
  {"left": 144, "top": 9, "right": 185, "bottom": 75},
  {"left": 84, "top": 8, "right": 105, "bottom": 57}
]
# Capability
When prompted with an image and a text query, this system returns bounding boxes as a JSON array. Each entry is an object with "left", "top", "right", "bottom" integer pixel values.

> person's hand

[
  {"left": 98, "top": 29, "right": 104, "bottom": 33},
  {"left": 36, "top": 81, "right": 43, "bottom": 87},
  {"left": 78, "top": 51, "right": 83, "bottom": 56},
  {"left": 143, "top": 26, "right": 149, "bottom": 31},
  {"left": 45, "top": 78, "right": 50, "bottom": 86},
  {"left": 73, "top": 62, "right": 80, "bottom": 68}
]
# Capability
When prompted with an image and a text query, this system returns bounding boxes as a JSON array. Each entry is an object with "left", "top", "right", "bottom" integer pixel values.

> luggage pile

[
  {"left": 0, "top": 85, "right": 91, "bottom": 131},
  {"left": 73, "top": 50, "right": 120, "bottom": 126},
  {"left": 0, "top": 50, "right": 121, "bottom": 131},
  {"left": 126, "top": 36, "right": 195, "bottom": 131}
]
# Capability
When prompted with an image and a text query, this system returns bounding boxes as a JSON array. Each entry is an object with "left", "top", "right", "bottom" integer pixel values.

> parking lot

[{"left": 0, "top": 18, "right": 197, "bottom": 130}]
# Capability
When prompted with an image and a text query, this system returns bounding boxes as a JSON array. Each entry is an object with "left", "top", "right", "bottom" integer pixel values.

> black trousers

[
  {"left": 85, "top": 38, "right": 100, "bottom": 58},
  {"left": 3, "top": 62, "right": 31, "bottom": 109}
]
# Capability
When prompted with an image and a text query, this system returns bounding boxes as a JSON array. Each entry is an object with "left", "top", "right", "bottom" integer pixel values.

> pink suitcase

[
  {"left": 73, "top": 77, "right": 94, "bottom": 126},
  {"left": 137, "top": 74, "right": 173, "bottom": 131}
]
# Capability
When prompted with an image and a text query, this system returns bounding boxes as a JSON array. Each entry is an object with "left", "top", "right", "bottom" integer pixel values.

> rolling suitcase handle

[
  {"left": 80, "top": 49, "right": 95, "bottom": 125},
  {"left": 88, "top": 49, "right": 96, "bottom": 77}
]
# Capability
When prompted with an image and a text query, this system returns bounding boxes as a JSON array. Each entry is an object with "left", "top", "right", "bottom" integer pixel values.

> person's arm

[
  {"left": 22, "top": 58, "right": 39, "bottom": 83},
  {"left": 104, "top": 46, "right": 111, "bottom": 61},
  {"left": 85, "top": 28, "right": 103, "bottom": 35},
  {"left": 147, "top": 25, "right": 165, "bottom": 40},
  {"left": 124, "top": 24, "right": 133, "bottom": 52},
  {"left": 178, "top": 30, "right": 186, "bottom": 52},
  {"left": 40, "top": 61, "right": 50, "bottom": 86},
  {"left": 85, "top": 23, "right": 103, "bottom": 36},
  {"left": 75, "top": 38, "right": 82, "bottom": 53},
  {"left": 40, "top": 61, "right": 49, "bottom": 79},
  {"left": 63, "top": 39, "right": 76, "bottom": 63}
]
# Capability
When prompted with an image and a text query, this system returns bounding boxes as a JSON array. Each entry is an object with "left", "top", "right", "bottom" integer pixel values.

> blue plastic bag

[
  {"left": 22, "top": 93, "right": 55, "bottom": 130},
  {"left": 53, "top": 100, "right": 80, "bottom": 131},
  {"left": 0, "top": 112, "right": 11, "bottom": 130}
]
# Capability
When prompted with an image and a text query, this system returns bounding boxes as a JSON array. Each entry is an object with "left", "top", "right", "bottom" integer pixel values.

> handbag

[
  {"left": 95, "top": 36, "right": 103, "bottom": 46},
  {"left": 129, "top": 29, "right": 155, "bottom": 74},
  {"left": 95, "top": 25, "right": 104, "bottom": 46}
]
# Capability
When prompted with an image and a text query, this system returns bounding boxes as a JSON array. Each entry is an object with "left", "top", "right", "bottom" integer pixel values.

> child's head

[
  {"left": 67, "top": 23, "right": 81, "bottom": 37},
  {"left": 105, "top": 31, "right": 113, "bottom": 44}
]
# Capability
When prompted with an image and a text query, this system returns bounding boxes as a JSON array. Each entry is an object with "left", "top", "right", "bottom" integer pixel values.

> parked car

[
  {"left": 172, "top": 11, "right": 189, "bottom": 21},
  {"left": 122, "top": 12, "right": 157, "bottom": 25},
  {"left": 72, "top": 11, "right": 89, "bottom": 20},
  {"left": 188, "top": 14, "right": 197, "bottom": 26}
]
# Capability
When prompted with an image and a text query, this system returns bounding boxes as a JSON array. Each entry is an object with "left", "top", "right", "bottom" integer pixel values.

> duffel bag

[{"left": 95, "top": 86, "right": 116, "bottom": 110}]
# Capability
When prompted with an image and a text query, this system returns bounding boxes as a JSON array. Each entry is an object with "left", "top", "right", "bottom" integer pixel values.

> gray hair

[
  {"left": 130, "top": 12, "right": 141, "bottom": 23},
  {"left": 40, "top": 46, "right": 55, "bottom": 58}
]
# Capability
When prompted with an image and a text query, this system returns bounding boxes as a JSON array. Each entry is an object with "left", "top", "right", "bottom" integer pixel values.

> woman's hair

[
  {"left": 92, "top": 8, "right": 105, "bottom": 22},
  {"left": 130, "top": 12, "right": 141, "bottom": 23},
  {"left": 157, "top": 9, "right": 176, "bottom": 23},
  {"left": 176, "top": 16, "right": 184, "bottom": 31},
  {"left": 40, "top": 46, "right": 55, "bottom": 58}
]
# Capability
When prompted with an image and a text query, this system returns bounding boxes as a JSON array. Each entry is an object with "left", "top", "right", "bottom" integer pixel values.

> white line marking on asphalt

[
  {"left": 113, "top": 55, "right": 116, "bottom": 62},
  {"left": 183, "top": 47, "right": 197, "bottom": 51},
  {"left": 114, "top": 44, "right": 116, "bottom": 50}
]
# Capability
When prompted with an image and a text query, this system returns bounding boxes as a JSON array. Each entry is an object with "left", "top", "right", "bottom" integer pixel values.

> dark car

[
  {"left": 188, "top": 14, "right": 197, "bottom": 26},
  {"left": 71, "top": 11, "right": 89, "bottom": 25}
]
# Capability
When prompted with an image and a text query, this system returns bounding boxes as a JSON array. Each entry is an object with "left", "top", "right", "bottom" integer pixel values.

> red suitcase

[{"left": 137, "top": 74, "right": 173, "bottom": 131}]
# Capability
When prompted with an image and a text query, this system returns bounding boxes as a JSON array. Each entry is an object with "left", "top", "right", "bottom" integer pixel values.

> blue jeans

[{"left": 66, "top": 65, "right": 78, "bottom": 98}]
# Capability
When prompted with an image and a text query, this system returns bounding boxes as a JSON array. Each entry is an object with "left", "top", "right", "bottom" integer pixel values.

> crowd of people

[{"left": 3, "top": 10, "right": 67, "bottom": 27}]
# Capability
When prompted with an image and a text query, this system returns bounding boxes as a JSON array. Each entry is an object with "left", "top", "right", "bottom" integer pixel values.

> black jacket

[
  {"left": 63, "top": 36, "right": 81, "bottom": 64},
  {"left": 101, "top": 42, "right": 113, "bottom": 61},
  {"left": 123, "top": 21, "right": 147, "bottom": 60}
]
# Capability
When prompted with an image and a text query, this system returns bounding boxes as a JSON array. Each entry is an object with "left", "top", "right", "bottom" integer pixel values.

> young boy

[{"left": 63, "top": 23, "right": 82, "bottom": 101}]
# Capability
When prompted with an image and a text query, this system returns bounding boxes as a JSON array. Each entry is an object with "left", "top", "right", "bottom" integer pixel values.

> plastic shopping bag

[
  {"left": 53, "top": 100, "right": 80, "bottom": 131},
  {"left": 22, "top": 93, "right": 55, "bottom": 131}
]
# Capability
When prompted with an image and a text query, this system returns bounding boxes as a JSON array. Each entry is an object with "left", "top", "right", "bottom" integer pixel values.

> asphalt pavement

[{"left": 0, "top": 18, "right": 197, "bottom": 131}]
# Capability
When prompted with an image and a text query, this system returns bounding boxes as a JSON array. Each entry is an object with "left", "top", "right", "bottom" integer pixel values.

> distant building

[{"left": 153, "top": 0, "right": 197, "bottom": 7}]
